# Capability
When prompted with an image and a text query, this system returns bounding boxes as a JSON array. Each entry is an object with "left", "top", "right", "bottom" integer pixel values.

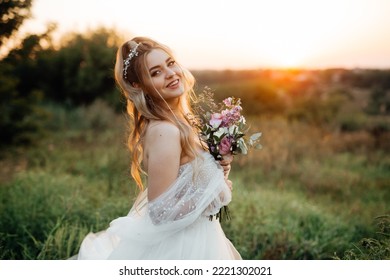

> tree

[
  {"left": 0, "top": 28, "right": 52, "bottom": 149},
  {"left": 0, "top": 0, "right": 33, "bottom": 45},
  {"left": 40, "top": 28, "right": 123, "bottom": 107},
  {"left": 0, "top": 25, "right": 126, "bottom": 149}
]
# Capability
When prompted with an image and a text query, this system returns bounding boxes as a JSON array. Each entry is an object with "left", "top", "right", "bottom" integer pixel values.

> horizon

[{"left": 15, "top": 0, "right": 390, "bottom": 70}]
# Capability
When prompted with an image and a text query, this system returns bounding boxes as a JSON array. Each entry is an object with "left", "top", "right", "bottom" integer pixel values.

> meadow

[{"left": 0, "top": 71, "right": 389, "bottom": 260}]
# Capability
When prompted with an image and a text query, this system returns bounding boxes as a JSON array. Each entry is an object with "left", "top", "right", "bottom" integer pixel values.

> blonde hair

[{"left": 114, "top": 37, "right": 199, "bottom": 191}]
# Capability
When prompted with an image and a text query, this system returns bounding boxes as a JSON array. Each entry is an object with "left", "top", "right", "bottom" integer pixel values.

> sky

[{"left": 20, "top": 0, "right": 390, "bottom": 70}]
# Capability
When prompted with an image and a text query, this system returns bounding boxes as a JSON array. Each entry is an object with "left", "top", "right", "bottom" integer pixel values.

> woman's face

[{"left": 145, "top": 48, "right": 184, "bottom": 104}]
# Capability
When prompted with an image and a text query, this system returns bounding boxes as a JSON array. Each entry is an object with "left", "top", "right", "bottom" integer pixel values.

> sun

[{"left": 268, "top": 46, "right": 308, "bottom": 68}]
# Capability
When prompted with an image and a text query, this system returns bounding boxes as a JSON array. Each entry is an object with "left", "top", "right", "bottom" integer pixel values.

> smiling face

[{"left": 145, "top": 48, "right": 185, "bottom": 106}]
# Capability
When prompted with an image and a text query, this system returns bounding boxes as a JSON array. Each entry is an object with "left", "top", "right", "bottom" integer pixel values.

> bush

[{"left": 337, "top": 215, "right": 390, "bottom": 260}]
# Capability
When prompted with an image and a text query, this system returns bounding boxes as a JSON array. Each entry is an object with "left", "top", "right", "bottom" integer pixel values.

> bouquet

[{"left": 192, "top": 89, "right": 262, "bottom": 221}]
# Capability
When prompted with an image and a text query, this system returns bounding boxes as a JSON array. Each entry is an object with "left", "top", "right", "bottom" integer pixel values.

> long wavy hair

[{"left": 114, "top": 37, "right": 200, "bottom": 191}]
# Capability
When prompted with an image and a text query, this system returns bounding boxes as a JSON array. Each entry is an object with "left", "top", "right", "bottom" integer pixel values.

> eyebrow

[{"left": 149, "top": 57, "right": 172, "bottom": 73}]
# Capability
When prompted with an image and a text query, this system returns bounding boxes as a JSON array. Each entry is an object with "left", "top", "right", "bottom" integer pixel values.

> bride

[{"left": 76, "top": 37, "right": 241, "bottom": 260}]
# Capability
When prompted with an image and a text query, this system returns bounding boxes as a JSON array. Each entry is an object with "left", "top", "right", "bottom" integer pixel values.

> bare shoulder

[
  {"left": 146, "top": 120, "right": 180, "bottom": 140},
  {"left": 143, "top": 120, "right": 181, "bottom": 170}
]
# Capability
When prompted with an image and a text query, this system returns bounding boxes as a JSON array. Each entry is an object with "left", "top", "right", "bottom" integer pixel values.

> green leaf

[
  {"left": 255, "top": 143, "right": 263, "bottom": 149},
  {"left": 250, "top": 132, "right": 262, "bottom": 141},
  {"left": 238, "top": 138, "right": 248, "bottom": 154}
]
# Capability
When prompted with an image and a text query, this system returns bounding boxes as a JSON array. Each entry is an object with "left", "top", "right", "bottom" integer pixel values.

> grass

[{"left": 0, "top": 102, "right": 389, "bottom": 259}]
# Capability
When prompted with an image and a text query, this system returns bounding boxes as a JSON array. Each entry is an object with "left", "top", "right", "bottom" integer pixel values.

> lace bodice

[{"left": 147, "top": 153, "right": 231, "bottom": 225}]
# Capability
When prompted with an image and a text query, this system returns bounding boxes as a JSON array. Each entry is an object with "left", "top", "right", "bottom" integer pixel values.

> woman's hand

[{"left": 220, "top": 154, "right": 233, "bottom": 179}]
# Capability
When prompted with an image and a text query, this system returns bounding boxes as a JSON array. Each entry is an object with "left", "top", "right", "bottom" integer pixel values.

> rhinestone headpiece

[{"left": 123, "top": 43, "right": 140, "bottom": 80}]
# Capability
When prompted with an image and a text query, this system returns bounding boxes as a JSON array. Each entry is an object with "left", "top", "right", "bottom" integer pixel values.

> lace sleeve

[{"left": 148, "top": 155, "right": 231, "bottom": 225}]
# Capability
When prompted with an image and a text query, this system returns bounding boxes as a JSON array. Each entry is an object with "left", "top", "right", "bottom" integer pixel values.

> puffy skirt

[{"left": 77, "top": 215, "right": 241, "bottom": 260}]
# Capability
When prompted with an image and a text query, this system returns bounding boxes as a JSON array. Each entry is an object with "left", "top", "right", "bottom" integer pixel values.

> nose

[{"left": 166, "top": 68, "right": 176, "bottom": 79}]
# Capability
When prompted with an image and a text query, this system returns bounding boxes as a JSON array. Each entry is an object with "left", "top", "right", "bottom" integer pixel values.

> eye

[
  {"left": 151, "top": 70, "right": 161, "bottom": 77},
  {"left": 168, "top": 60, "right": 176, "bottom": 67}
]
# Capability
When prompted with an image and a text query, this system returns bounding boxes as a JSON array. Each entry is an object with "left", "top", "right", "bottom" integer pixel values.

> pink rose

[
  {"left": 209, "top": 113, "right": 223, "bottom": 128},
  {"left": 219, "top": 136, "right": 232, "bottom": 155}
]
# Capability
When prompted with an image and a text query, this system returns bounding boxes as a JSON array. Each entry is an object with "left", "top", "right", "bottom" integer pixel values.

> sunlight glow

[{"left": 20, "top": 0, "right": 390, "bottom": 69}]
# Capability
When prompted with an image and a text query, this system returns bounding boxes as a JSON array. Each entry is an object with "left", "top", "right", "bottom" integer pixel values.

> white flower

[
  {"left": 209, "top": 113, "right": 223, "bottom": 128},
  {"left": 214, "top": 127, "right": 226, "bottom": 138}
]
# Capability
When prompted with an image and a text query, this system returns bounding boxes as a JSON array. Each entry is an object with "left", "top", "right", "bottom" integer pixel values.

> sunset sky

[{"left": 22, "top": 0, "right": 390, "bottom": 70}]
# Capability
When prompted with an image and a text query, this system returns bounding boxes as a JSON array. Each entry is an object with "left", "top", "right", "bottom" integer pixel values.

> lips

[{"left": 166, "top": 79, "right": 179, "bottom": 88}]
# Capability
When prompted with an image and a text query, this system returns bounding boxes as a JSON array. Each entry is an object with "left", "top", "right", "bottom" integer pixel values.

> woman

[{"left": 77, "top": 37, "right": 241, "bottom": 259}]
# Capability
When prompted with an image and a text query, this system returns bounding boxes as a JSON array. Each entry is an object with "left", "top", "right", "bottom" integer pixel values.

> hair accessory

[{"left": 123, "top": 43, "right": 140, "bottom": 79}]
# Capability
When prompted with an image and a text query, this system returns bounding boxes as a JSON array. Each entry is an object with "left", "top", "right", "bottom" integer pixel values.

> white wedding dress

[{"left": 77, "top": 152, "right": 241, "bottom": 260}]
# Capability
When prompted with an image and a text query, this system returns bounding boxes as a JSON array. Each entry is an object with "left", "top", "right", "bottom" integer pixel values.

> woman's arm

[
  {"left": 144, "top": 121, "right": 182, "bottom": 201},
  {"left": 220, "top": 154, "right": 233, "bottom": 191}
]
